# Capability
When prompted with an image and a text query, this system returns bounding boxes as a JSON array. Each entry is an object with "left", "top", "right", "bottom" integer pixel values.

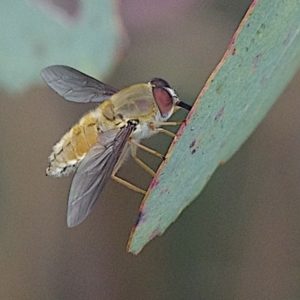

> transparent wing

[
  {"left": 67, "top": 124, "right": 135, "bottom": 227},
  {"left": 41, "top": 65, "right": 119, "bottom": 103}
]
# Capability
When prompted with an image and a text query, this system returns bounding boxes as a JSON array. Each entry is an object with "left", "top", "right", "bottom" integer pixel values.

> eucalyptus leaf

[{"left": 127, "top": 0, "right": 300, "bottom": 254}]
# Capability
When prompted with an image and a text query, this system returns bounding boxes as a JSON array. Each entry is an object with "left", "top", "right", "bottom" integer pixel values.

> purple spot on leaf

[
  {"left": 189, "top": 136, "right": 201, "bottom": 154},
  {"left": 135, "top": 211, "right": 147, "bottom": 227},
  {"left": 189, "top": 140, "right": 196, "bottom": 148},
  {"left": 161, "top": 188, "right": 169, "bottom": 195},
  {"left": 149, "top": 179, "right": 159, "bottom": 189},
  {"left": 214, "top": 106, "right": 225, "bottom": 121},
  {"left": 149, "top": 228, "right": 161, "bottom": 240},
  {"left": 253, "top": 53, "right": 262, "bottom": 69}
]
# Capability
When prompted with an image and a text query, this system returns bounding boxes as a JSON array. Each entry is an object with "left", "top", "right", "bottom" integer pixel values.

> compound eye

[{"left": 152, "top": 88, "right": 173, "bottom": 118}]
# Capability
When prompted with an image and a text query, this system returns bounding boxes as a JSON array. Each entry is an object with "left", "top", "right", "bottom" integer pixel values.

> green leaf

[
  {"left": 0, "top": 0, "right": 119, "bottom": 91},
  {"left": 127, "top": 0, "right": 300, "bottom": 254}
]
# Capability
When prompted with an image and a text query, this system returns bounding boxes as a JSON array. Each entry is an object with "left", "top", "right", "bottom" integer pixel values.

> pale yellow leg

[
  {"left": 130, "top": 143, "right": 156, "bottom": 177},
  {"left": 173, "top": 106, "right": 188, "bottom": 113},
  {"left": 151, "top": 120, "right": 184, "bottom": 127},
  {"left": 129, "top": 139, "right": 164, "bottom": 159},
  {"left": 112, "top": 144, "right": 130, "bottom": 174},
  {"left": 110, "top": 118, "right": 186, "bottom": 194},
  {"left": 110, "top": 143, "right": 147, "bottom": 194},
  {"left": 111, "top": 174, "right": 146, "bottom": 194},
  {"left": 149, "top": 120, "right": 185, "bottom": 137},
  {"left": 155, "top": 128, "right": 176, "bottom": 137},
  {"left": 173, "top": 106, "right": 181, "bottom": 113},
  {"left": 127, "top": 120, "right": 185, "bottom": 174},
  {"left": 132, "top": 157, "right": 156, "bottom": 177}
]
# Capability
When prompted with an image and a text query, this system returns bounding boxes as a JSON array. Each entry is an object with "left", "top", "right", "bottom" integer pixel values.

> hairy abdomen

[{"left": 46, "top": 110, "right": 101, "bottom": 177}]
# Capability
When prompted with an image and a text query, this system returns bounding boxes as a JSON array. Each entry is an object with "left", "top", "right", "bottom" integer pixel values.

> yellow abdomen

[{"left": 46, "top": 108, "right": 102, "bottom": 177}]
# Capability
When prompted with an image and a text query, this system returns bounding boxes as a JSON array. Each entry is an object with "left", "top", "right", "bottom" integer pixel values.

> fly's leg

[
  {"left": 111, "top": 144, "right": 146, "bottom": 194},
  {"left": 155, "top": 128, "right": 176, "bottom": 138},
  {"left": 129, "top": 139, "right": 165, "bottom": 159},
  {"left": 111, "top": 174, "right": 146, "bottom": 195},
  {"left": 151, "top": 120, "right": 184, "bottom": 127},
  {"left": 130, "top": 143, "right": 156, "bottom": 177},
  {"left": 150, "top": 120, "right": 185, "bottom": 137},
  {"left": 110, "top": 119, "right": 187, "bottom": 193},
  {"left": 127, "top": 120, "right": 186, "bottom": 174}
]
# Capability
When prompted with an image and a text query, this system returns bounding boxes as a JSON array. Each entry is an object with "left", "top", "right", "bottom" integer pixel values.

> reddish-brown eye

[{"left": 150, "top": 78, "right": 173, "bottom": 117}]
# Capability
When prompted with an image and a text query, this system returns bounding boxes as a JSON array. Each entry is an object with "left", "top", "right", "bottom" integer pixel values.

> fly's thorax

[
  {"left": 99, "top": 100, "right": 127, "bottom": 130},
  {"left": 110, "top": 83, "right": 158, "bottom": 122}
]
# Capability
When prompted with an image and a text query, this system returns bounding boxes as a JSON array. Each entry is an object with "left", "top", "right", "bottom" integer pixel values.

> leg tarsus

[
  {"left": 150, "top": 120, "right": 184, "bottom": 128},
  {"left": 129, "top": 139, "right": 164, "bottom": 159},
  {"left": 155, "top": 128, "right": 176, "bottom": 138},
  {"left": 111, "top": 174, "right": 146, "bottom": 195},
  {"left": 132, "top": 155, "right": 156, "bottom": 177}
]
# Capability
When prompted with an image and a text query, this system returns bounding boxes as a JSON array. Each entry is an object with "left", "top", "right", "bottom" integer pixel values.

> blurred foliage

[{"left": 0, "top": 0, "right": 119, "bottom": 91}]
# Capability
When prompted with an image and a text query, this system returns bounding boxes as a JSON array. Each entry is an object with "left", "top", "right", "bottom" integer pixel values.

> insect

[{"left": 41, "top": 65, "right": 191, "bottom": 227}]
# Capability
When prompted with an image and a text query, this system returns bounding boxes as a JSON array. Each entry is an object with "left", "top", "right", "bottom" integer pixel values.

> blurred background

[{"left": 1, "top": 0, "right": 300, "bottom": 299}]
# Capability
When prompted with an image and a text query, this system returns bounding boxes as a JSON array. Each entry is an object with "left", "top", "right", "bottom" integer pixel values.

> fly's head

[{"left": 150, "top": 78, "right": 191, "bottom": 120}]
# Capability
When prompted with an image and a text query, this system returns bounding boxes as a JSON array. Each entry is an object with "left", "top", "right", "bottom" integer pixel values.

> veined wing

[
  {"left": 67, "top": 123, "right": 135, "bottom": 227},
  {"left": 41, "top": 65, "right": 118, "bottom": 103}
]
